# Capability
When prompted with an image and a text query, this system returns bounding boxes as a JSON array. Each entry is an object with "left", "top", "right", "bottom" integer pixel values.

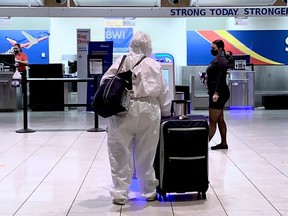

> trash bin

[
  {"left": 172, "top": 92, "right": 191, "bottom": 115},
  {"left": 229, "top": 79, "right": 248, "bottom": 106},
  {"left": 228, "top": 70, "right": 255, "bottom": 108}
]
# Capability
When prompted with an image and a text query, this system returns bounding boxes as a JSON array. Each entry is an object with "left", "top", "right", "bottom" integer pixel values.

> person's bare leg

[
  {"left": 217, "top": 110, "right": 228, "bottom": 146},
  {"left": 209, "top": 108, "right": 221, "bottom": 141},
  {"left": 210, "top": 109, "right": 228, "bottom": 150}
]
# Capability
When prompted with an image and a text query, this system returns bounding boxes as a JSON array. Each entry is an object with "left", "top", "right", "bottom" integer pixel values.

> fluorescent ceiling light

[
  {"left": 73, "top": 0, "right": 160, "bottom": 7},
  {"left": 190, "top": 0, "right": 277, "bottom": 6},
  {"left": 0, "top": 0, "right": 44, "bottom": 6}
]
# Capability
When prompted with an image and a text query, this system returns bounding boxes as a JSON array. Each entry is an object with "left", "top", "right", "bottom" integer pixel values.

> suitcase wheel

[
  {"left": 197, "top": 191, "right": 207, "bottom": 199},
  {"left": 158, "top": 192, "right": 167, "bottom": 201}
]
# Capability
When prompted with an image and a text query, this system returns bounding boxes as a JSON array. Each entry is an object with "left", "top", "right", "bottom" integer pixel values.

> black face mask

[{"left": 211, "top": 49, "right": 219, "bottom": 56}]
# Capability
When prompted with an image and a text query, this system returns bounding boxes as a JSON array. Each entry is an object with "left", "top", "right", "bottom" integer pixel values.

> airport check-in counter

[
  {"left": 189, "top": 69, "right": 255, "bottom": 110},
  {"left": 0, "top": 72, "right": 17, "bottom": 111},
  {"left": 228, "top": 70, "right": 255, "bottom": 108}
]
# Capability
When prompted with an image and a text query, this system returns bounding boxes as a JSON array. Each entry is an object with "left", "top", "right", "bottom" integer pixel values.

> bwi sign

[{"left": 105, "top": 28, "right": 133, "bottom": 53}]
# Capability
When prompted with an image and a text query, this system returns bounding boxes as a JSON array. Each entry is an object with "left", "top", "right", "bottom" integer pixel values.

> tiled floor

[{"left": 0, "top": 109, "right": 288, "bottom": 216}]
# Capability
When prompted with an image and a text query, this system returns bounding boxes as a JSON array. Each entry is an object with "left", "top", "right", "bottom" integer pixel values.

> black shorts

[{"left": 209, "top": 91, "right": 230, "bottom": 110}]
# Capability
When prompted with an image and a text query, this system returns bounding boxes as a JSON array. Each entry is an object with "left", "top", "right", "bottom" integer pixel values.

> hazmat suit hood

[{"left": 129, "top": 31, "right": 152, "bottom": 57}]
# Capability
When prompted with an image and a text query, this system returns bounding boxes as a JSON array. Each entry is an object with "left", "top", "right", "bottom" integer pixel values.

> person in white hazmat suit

[{"left": 100, "top": 31, "right": 171, "bottom": 205}]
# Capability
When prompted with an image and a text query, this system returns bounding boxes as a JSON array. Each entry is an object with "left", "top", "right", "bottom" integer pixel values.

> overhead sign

[
  {"left": 1, "top": 6, "right": 288, "bottom": 17},
  {"left": 170, "top": 7, "right": 288, "bottom": 17},
  {"left": 104, "top": 18, "right": 135, "bottom": 27}
]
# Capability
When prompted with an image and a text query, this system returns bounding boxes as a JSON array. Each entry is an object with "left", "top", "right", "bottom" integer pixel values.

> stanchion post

[
  {"left": 87, "top": 74, "right": 105, "bottom": 132},
  {"left": 16, "top": 71, "right": 35, "bottom": 133}
]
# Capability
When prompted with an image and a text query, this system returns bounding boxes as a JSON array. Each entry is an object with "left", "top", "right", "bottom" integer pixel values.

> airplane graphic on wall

[
  {"left": 0, "top": 30, "right": 50, "bottom": 64},
  {"left": 5, "top": 30, "right": 50, "bottom": 51}
]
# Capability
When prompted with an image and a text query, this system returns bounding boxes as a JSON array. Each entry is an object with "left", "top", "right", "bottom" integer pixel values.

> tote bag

[{"left": 92, "top": 55, "right": 145, "bottom": 118}]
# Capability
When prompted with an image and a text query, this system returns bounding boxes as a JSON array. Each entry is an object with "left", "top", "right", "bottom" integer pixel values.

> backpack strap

[
  {"left": 115, "top": 55, "right": 127, "bottom": 75},
  {"left": 132, "top": 56, "right": 146, "bottom": 69}
]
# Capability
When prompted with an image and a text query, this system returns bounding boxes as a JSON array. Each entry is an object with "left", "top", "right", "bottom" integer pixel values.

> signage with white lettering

[
  {"left": 105, "top": 28, "right": 133, "bottom": 53},
  {"left": 187, "top": 30, "right": 288, "bottom": 65}
]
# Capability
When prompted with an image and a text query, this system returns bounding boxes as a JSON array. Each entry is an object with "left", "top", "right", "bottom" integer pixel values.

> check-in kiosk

[
  {"left": 153, "top": 53, "right": 191, "bottom": 115},
  {"left": 153, "top": 53, "right": 175, "bottom": 99}
]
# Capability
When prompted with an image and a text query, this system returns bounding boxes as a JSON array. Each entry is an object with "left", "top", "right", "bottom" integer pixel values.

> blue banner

[{"left": 105, "top": 28, "right": 133, "bottom": 53}]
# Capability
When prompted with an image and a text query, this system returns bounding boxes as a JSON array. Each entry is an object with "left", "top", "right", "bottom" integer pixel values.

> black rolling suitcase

[{"left": 155, "top": 114, "right": 209, "bottom": 200}]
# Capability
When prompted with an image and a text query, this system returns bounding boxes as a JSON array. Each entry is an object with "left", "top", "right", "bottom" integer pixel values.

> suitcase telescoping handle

[{"left": 171, "top": 99, "right": 190, "bottom": 120}]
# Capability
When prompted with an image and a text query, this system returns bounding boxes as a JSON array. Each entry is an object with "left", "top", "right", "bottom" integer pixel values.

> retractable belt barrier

[{"left": 16, "top": 77, "right": 105, "bottom": 133}]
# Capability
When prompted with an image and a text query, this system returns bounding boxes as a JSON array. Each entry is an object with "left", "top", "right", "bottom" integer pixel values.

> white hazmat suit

[{"left": 100, "top": 32, "right": 171, "bottom": 202}]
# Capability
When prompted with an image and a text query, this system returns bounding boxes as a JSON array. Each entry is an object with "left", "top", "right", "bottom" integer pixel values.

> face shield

[{"left": 129, "top": 31, "right": 152, "bottom": 56}]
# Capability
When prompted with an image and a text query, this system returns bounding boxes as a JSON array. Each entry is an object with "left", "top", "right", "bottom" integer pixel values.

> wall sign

[
  {"left": 0, "top": 30, "right": 49, "bottom": 64},
  {"left": 105, "top": 27, "right": 133, "bottom": 53},
  {"left": 187, "top": 30, "right": 288, "bottom": 65}
]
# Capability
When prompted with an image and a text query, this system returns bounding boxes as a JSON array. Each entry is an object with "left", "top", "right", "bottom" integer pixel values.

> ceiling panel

[
  {"left": 190, "top": 0, "right": 277, "bottom": 6},
  {"left": 0, "top": 0, "right": 44, "bottom": 6},
  {"left": 73, "top": 0, "right": 160, "bottom": 7}
]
